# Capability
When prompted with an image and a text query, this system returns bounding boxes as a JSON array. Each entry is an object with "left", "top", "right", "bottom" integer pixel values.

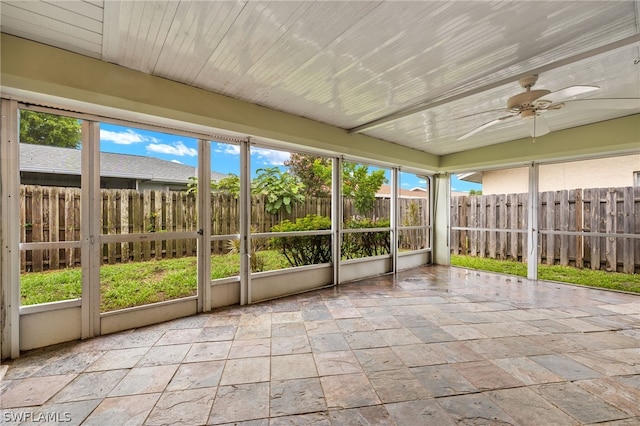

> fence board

[
  {"left": 143, "top": 191, "right": 152, "bottom": 260},
  {"left": 460, "top": 195, "right": 468, "bottom": 255},
  {"left": 605, "top": 189, "right": 616, "bottom": 271},
  {"left": 545, "top": 191, "right": 555, "bottom": 265},
  {"left": 623, "top": 187, "right": 635, "bottom": 273},
  {"left": 120, "top": 191, "right": 130, "bottom": 262},
  {"left": 560, "top": 190, "right": 569, "bottom": 266},
  {"left": 31, "top": 186, "right": 44, "bottom": 271},
  {"left": 47, "top": 187, "right": 59, "bottom": 269},
  {"left": 107, "top": 190, "right": 118, "bottom": 264},
  {"left": 470, "top": 196, "right": 478, "bottom": 257},
  {"left": 451, "top": 197, "right": 460, "bottom": 255},
  {"left": 498, "top": 194, "right": 507, "bottom": 259},
  {"left": 588, "top": 189, "right": 601, "bottom": 270},
  {"left": 574, "top": 189, "right": 583, "bottom": 268},
  {"left": 508, "top": 194, "right": 519, "bottom": 260}
]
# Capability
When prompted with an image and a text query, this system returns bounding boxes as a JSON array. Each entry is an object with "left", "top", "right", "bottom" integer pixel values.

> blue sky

[{"left": 100, "top": 123, "right": 481, "bottom": 192}]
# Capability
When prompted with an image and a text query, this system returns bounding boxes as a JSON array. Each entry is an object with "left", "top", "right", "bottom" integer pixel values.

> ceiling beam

[
  {"left": 349, "top": 34, "right": 640, "bottom": 135},
  {"left": 101, "top": 0, "right": 121, "bottom": 63}
]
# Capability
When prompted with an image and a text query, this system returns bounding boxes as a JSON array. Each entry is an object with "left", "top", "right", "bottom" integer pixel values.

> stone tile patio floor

[{"left": 1, "top": 265, "right": 639, "bottom": 425}]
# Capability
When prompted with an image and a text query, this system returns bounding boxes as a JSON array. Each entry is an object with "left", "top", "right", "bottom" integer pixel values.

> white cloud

[
  {"left": 212, "top": 143, "right": 290, "bottom": 166},
  {"left": 418, "top": 179, "right": 426, "bottom": 185},
  {"left": 401, "top": 182, "right": 410, "bottom": 187},
  {"left": 252, "top": 147, "right": 290, "bottom": 165},
  {"left": 211, "top": 144, "right": 290, "bottom": 165},
  {"left": 147, "top": 141, "right": 197, "bottom": 157},
  {"left": 100, "top": 129, "right": 157, "bottom": 145},
  {"left": 213, "top": 143, "right": 240, "bottom": 156}
]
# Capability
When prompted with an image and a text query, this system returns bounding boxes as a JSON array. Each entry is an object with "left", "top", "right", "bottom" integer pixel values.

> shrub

[
  {"left": 271, "top": 215, "right": 332, "bottom": 267},
  {"left": 271, "top": 215, "right": 392, "bottom": 266},
  {"left": 342, "top": 218, "right": 391, "bottom": 259}
]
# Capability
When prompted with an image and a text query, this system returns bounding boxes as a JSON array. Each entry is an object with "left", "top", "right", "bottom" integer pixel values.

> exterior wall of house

[
  {"left": 481, "top": 154, "right": 640, "bottom": 194},
  {"left": 20, "top": 172, "right": 188, "bottom": 191}
]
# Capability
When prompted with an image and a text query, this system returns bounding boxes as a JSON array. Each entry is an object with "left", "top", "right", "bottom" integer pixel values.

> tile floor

[{"left": 1, "top": 265, "right": 639, "bottom": 425}]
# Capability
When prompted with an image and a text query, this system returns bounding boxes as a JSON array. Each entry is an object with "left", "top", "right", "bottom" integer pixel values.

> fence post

[
  {"left": 622, "top": 186, "right": 635, "bottom": 273},
  {"left": 605, "top": 189, "right": 617, "bottom": 272},
  {"left": 589, "top": 188, "right": 601, "bottom": 270}
]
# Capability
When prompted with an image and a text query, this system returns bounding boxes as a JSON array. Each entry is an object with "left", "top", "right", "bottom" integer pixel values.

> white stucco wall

[{"left": 481, "top": 154, "right": 640, "bottom": 194}]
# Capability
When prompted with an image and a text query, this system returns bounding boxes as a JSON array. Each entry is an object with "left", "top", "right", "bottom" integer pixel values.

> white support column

[
  {"left": 332, "top": 157, "right": 342, "bottom": 285},
  {"left": 198, "top": 139, "right": 212, "bottom": 312},
  {"left": 240, "top": 140, "right": 251, "bottom": 305},
  {"left": 433, "top": 173, "right": 451, "bottom": 266},
  {"left": 428, "top": 176, "right": 435, "bottom": 254},
  {"left": 1, "top": 99, "right": 21, "bottom": 359},
  {"left": 390, "top": 167, "right": 399, "bottom": 274},
  {"left": 81, "top": 121, "right": 101, "bottom": 338},
  {"left": 527, "top": 163, "right": 539, "bottom": 280}
]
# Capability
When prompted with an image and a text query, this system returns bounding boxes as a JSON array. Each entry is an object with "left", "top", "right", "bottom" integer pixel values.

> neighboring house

[
  {"left": 458, "top": 154, "right": 640, "bottom": 195},
  {"left": 376, "top": 185, "right": 428, "bottom": 198},
  {"left": 20, "top": 143, "right": 226, "bottom": 191}
]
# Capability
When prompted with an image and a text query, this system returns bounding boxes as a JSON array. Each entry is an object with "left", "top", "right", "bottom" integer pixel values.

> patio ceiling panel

[
  {"left": 0, "top": 0, "right": 103, "bottom": 58},
  {"left": 0, "top": 0, "right": 638, "bottom": 158}
]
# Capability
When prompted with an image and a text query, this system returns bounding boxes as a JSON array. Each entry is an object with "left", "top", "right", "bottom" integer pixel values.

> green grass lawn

[
  {"left": 451, "top": 255, "right": 640, "bottom": 293},
  {"left": 21, "top": 250, "right": 289, "bottom": 311}
]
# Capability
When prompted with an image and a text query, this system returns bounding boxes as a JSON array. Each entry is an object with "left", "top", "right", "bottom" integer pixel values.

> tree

[
  {"left": 284, "top": 153, "right": 331, "bottom": 197},
  {"left": 187, "top": 168, "right": 305, "bottom": 215},
  {"left": 342, "top": 162, "right": 386, "bottom": 214},
  {"left": 252, "top": 167, "right": 305, "bottom": 214},
  {"left": 285, "top": 154, "right": 387, "bottom": 215},
  {"left": 19, "top": 110, "right": 81, "bottom": 148},
  {"left": 186, "top": 174, "right": 241, "bottom": 197}
]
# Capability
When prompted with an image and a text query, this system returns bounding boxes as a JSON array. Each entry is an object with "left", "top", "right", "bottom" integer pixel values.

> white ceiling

[{"left": 1, "top": 0, "right": 639, "bottom": 156}]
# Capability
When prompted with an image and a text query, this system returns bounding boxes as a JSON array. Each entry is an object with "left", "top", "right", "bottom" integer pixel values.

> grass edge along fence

[
  {"left": 451, "top": 254, "right": 640, "bottom": 294},
  {"left": 450, "top": 186, "right": 640, "bottom": 274}
]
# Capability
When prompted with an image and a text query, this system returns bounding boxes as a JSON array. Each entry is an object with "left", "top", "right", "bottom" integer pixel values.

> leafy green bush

[
  {"left": 271, "top": 215, "right": 392, "bottom": 266},
  {"left": 271, "top": 215, "right": 332, "bottom": 267},
  {"left": 342, "top": 218, "right": 391, "bottom": 259}
]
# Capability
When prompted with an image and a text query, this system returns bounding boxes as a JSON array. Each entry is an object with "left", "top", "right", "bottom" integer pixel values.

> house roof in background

[
  {"left": 20, "top": 143, "right": 226, "bottom": 184},
  {"left": 376, "top": 184, "right": 428, "bottom": 198},
  {"left": 457, "top": 172, "right": 483, "bottom": 184}
]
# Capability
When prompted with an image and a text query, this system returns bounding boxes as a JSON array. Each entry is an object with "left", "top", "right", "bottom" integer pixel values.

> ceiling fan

[{"left": 457, "top": 74, "right": 640, "bottom": 140}]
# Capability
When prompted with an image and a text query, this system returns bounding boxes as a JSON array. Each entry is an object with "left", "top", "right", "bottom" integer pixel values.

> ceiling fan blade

[
  {"left": 538, "top": 85, "right": 599, "bottom": 104},
  {"left": 526, "top": 114, "right": 550, "bottom": 138},
  {"left": 454, "top": 108, "right": 510, "bottom": 120},
  {"left": 563, "top": 98, "right": 640, "bottom": 110},
  {"left": 457, "top": 115, "right": 516, "bottom": 140}
]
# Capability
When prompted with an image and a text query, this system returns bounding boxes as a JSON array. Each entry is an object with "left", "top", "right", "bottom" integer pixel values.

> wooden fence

[
  {"left": 20, "top": 185, "right": 428, "bottom": 272},
  {"left": 451, "top": 186, "right": 640, "bottom": 273}
]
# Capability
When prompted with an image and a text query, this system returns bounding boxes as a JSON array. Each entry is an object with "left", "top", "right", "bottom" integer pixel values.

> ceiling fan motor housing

[{"left": 507, "top": 89, "right": 552, "bottom": 110}]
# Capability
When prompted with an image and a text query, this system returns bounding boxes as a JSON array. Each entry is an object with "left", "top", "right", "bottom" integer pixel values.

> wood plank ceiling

[{"left": 1, "top": 0, "right": 639, "bottom": 156}]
